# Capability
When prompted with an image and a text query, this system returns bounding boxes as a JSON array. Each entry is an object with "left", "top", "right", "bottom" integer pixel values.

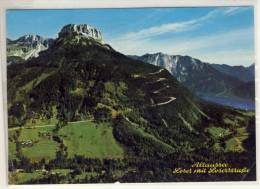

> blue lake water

[{"left": 201, "top": 96, "right": 255, "bottom": 111}]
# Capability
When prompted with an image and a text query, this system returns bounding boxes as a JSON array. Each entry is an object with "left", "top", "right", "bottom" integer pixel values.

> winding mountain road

[
  {"left": 153, "top": 85, "right": 170, "bottom": 94},
  {"left": 156, "top": 78, "right": 167, "bottom": 82},
  {"left": 8, "top": 120, "right": 88, "bottom": 131},
  {"left": 148, "top": 68, "right": 164, "bottom": 75},
  {"left": 152, "top": 97, "right": 176, "bottom": 107}
]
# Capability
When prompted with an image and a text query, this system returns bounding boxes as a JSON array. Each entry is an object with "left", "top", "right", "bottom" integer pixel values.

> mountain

[
  {"left": 9, "top": 34, "right": 53, "bottom": 47},
  {"left": 7, "top": 34, "right": 54, "bottom": 64},
  {"left": 7, "top": 38, "right": 12, "bottom": 43},
  {"left": 130, "top": 52, "right": 247, "bottom": 99},
  {"left": 211, "top": 63, "right": 255, "bottom": 82},
  {"left": 59, "top": 24, "right": 103, "bottom": 42},
  {"left": 6, "top": 24, "right": 104, "bottom": 65},
  {"left": 8, "top": 24, "right": 255, "bottom": 183},
  {"left": 227, "top": 81, "right": 255, "bottom": 100},
  {"left": 8, "top": 25, "right": 204, "bottom": 154}
]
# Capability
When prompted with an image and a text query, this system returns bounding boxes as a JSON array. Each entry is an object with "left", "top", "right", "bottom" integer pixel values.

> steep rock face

[
  {"left": 6, "top": 24, "right": 103, "bottom": 64},
  {"left": 130, "top": 53, "right": 209, "bottom": 81},
  {"left": 136, "top": 53, "right": 207, "bottom": 83},
  {"left": 136, "top": 52, "right": 179, "bottom": 75},
  {"left": 7, "top": 35, "right": 54, "bottom": 63},
  {"left": 130, "top": 52, "right": 243, "bottom": 97},
  {"left": 11, "top": 34, "right": 54, "bottom": 48},
  {"left": 59, "top": 24, "right": 103, "bottom": 43}
]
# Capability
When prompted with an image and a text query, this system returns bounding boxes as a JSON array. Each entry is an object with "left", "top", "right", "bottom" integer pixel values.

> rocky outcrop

[
  {"left": 59, "top": 24, "right": 103, "bottom": 42},
  {"left": 6, "top": 24, "right": 103, "bottom": 64},
  {"left": 130, "top": 52, "right": 244, "bottom": 98},
  {"left": 7, "top": 35, "right": 54, "bottom": 62},
  {"left": 13, "top": 34, "right": 53, "bottom": 48}
]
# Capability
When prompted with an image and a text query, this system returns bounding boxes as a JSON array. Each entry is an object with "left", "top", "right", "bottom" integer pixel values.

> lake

[{"left": 201, "top": 96, "right": 255, "bottom": 111}]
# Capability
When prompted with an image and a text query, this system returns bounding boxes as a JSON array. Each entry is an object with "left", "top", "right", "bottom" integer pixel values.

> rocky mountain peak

[
  {"left": 59, "top": 24, "right": 103, "bottom": 43},
  {"left": 12, "top": 34, "right": 54, "bottom": 48},
  {"left": 15, "top": 34, "right": 44, "bottom": 46}
]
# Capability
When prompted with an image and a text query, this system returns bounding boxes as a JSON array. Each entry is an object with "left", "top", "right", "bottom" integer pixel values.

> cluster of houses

[
  {"left": 20, "top": 140, "right": 32, "bottom": 146},
  {"left": 38, "top": 131, "right": 51, "bottom": 138},
  {"left": 20, "top": 131, "right": 51, "bottom": 147}
]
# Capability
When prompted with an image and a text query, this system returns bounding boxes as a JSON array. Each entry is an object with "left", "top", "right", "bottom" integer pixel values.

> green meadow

[
  {"left": 9, "top": 120, "right": 124, "bottom": 162},
  {"left": 18, "top": 126, "right": 58, "bottom": 162},
  {"left": 59, "top": 121, "right": 124, "bottom": 159}
]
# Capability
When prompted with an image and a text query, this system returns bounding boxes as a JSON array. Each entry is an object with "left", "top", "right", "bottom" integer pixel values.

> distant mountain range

[
  {"left": 7, "top": 34, "right": 54, "bottom": 64},
  {"left": 211, "top": 63, "right": 254, "bottom": 82},
  {"left": 7, "top": 24, "right": 104, "bottom": 65},
  {"left": 129, "top": 52, "right": 255, "bottom": 102}
]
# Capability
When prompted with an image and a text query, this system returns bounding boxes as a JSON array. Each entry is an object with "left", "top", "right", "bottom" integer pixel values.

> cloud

[
  {"left": 115, "top": 9, "right": 217, "bottom": 41},
  {"left": 120, "top": 20, "right": 198, "bottom": 41},
  {"left": 112, "top": 7, "right": 249, "bottom": 42},
  {"left": 223, "top": 7, "right": 251, "bottom": 16},
  {"left": 162, "top": 27, "right": 254, "bottom": 54},
  {"left": 107, "top": 7, "right": 253, "bottom": 66},
  {"left": 108, "top": 27, "right": 254, "bottom": 66}
]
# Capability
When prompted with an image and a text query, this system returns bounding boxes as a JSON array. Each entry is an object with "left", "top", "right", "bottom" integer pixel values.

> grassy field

[
  {"left": 236, "top": 110, "right": 255, "bottom": 117},
  {"left": 74, "top": 172, "right": 98, "bottom": 181},
  {"left": 8, "top": 141, "right": 17, "bottom": 161},
  {"left": 51, "top": 169, "right": 72, "bottom": 176},
  {"left": 21, "top": 140, "right": 58, "bottom": 162},
  {"left": 9, "top": 171, "right": 47, "bottom": 184},
  {"left": 225, "top": 127, "right": 249, "bottom": 152},
  {"left": 18, "top": 126, "right": 53, "bottom": 141},
  {"left": 9, "top": 120, "right": 124, "bottom": 162},
  {"left": 18, "top": 126, "right": 58, "bottom": 162},
  {"left": 9, "top": 169, "right": 72, "bottom": 184},
  {"left": 206, "top": 127, "right": 231, "bottom": 140},
  {"left": 59, "top": 121, "right": 124, "bottom": 159},
  {"left": 9, "top": 169, "right": 101, "bottom": 184},
  {"left": 223, "top": 117, "right": 236, "bottom": 126},
  {"left": 205, "top": 123, "right": 250, "bottom": 153}
]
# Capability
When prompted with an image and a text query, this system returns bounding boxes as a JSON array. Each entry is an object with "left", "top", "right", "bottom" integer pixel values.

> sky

[{"left": 6, "top": 7, "right": 255, "bottom": 66}]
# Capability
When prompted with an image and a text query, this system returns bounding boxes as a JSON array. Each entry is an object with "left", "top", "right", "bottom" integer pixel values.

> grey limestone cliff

[{"left": 59, "top": 24, "right": 103, "bottom": 43}]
